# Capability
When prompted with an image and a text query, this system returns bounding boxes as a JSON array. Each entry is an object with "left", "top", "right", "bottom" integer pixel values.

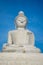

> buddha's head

[{"left": 15, "top": 11, "right": 27, "bottom": 28}]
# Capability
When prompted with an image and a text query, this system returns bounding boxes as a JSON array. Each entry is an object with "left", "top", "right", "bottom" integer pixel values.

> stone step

[{"left": 0, "top": 53, "right": 43, "bottom": 65}]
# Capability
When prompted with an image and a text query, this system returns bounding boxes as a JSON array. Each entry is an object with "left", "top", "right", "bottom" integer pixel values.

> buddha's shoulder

[
  {"left": 26, "top": 29, "right": 33, "bottom": 34},
  {"left": 8, "top": 30, "right": 17, "bottom": 34}
]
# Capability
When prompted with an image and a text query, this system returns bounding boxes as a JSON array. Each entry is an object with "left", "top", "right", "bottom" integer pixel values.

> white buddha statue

[{"left": 3, "top": 11, "right": 41, "bottom": 53}]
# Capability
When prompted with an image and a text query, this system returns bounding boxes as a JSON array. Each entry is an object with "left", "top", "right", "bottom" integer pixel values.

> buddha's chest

[
  {"left": 12, "top": 30, "right": 29, "bottom": 45},
  {"left": 16, "top": 31, "right": 27, "bottom": 40}
]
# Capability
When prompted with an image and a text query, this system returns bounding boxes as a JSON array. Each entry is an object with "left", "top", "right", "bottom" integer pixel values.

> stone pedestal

[{"left": 0, "top": 53, "right": 43, "bottom": 65}]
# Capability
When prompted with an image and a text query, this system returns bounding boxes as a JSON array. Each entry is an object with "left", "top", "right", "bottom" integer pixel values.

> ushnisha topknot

[
  {"left": 15, "top": 11, "right": 27, "bottom": 20},
  {"left": 18, "top": 11, "right": 24, "bottom": 16}
]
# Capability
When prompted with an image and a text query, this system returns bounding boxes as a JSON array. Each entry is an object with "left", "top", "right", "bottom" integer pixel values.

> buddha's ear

[
  {"left": 14, "top": 17, "right": 16, "bottom": 25},
  {"left": 25, "top": 17, "right": 28, "bottom": 28},
  {"left": 14, "top": 17, "right": 17, "bottom": 29},
  {"left": 14, "top": 20, "right": 15, "bottom": 27}
]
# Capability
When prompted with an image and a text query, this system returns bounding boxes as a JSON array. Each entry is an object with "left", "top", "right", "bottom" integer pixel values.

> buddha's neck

[{"left": 17, "top": 27, "right": 25, "bottom": 30}]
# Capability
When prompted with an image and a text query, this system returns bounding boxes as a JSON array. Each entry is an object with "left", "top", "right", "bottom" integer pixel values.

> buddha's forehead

[{"left": 17, "top": 17, "right": 26, "bottom": 20}]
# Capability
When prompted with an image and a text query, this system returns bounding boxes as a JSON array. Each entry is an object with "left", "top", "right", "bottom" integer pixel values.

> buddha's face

[{"left": 16, "top": 17, "right": 27, "bottom": 27}]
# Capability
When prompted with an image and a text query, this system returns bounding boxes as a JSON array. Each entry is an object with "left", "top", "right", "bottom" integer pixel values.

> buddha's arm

[
  {"left": 28, "top": 32, "right": 35, "bottom": 45},
  {"left": 3, "top": 31, "right": 12, "bottom": 49},
  {"left": 29, "top": 32, "right": 35, "bottom": 45},
  {"left": 7, "top": 31, "right": 12, "bottom": 45}
]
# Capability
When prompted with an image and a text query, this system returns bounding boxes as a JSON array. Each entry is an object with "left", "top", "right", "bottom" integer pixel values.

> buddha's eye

[{"left": 18, "top": 19, "right": 21, "bottom": 21}]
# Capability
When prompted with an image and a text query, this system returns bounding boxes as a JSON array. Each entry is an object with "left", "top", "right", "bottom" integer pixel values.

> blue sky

[{"left": 0, "top": 0, "right": 43, "bottom": 52}]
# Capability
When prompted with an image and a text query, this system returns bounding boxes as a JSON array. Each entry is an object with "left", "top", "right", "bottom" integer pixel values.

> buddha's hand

[{"left": 3, "top": 43, "right": 9, "bottom": 49}]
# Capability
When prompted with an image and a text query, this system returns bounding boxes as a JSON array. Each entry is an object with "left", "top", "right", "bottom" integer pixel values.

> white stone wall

[{"left": 0, "top": 53, "right": 43, "bottom": 65}]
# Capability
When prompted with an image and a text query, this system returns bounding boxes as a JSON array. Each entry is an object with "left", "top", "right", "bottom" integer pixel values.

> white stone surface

[
  {"left": 0, "top": 53, "right": 43, "bottom": 65},
  {"left": 1, "top": 11, "right": 43, "bottom": 65},
  {"left": 3, "top": 11, "right": 40, "bottom": 52}
]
